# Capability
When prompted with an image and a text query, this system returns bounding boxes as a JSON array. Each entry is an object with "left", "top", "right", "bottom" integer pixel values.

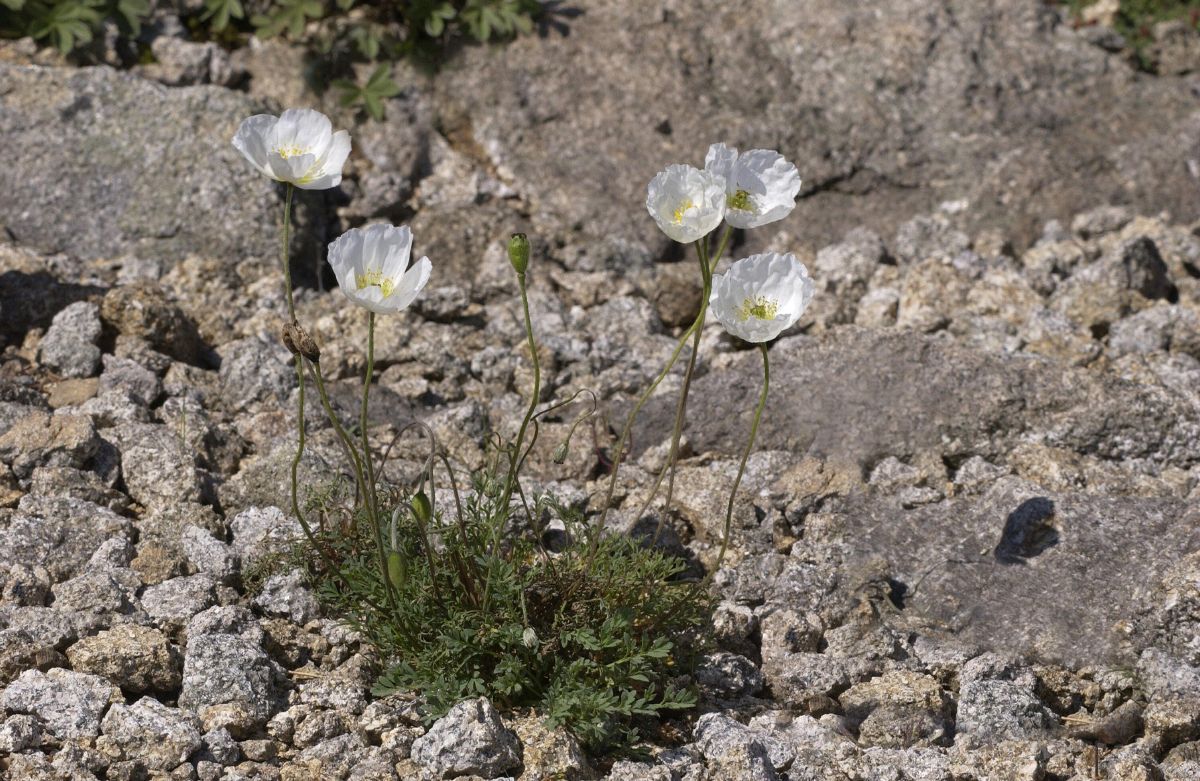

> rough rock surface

[
  {"left": 0, "top": 63, "right": 322, "bottom": 267},
  {"left": 410, "top": 697, "right": 522, "bottom": 779},
  {"left": 2, "top": 2, "right": 1200, "bottom": 779}
]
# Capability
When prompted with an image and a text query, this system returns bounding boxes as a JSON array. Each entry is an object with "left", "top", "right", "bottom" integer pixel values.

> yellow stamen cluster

[
  {"left": 736, "top": 295, "right": 780, "bottom": 322},
  {"left": 672, "top": 199, "right": 696, "bottom": 225},
  {"left": 274, "top": 144, "right": 306, "bottom": 159},
  {"left": 727, "top": 189, "right": 754, "bottom": 212},
  {"left": 356, "top": 269, "right": 395, "bottom": 298}
]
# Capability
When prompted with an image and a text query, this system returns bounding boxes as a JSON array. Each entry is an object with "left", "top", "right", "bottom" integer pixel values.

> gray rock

[
  {"left": 409, "top": 697, "right": 522, "bottom": 780},
  {"left": 955, "top": 655, "right": 1054, "bottom": 746},
  {"left": 839, "top": 671, "right": 951, "bottom": 748},
  {"left": 0, "top": 63, "right": 319, "bottom": 268},
  {"left": 1139, "top": 648, "right": 1200, "bottom": 747},
  {"left": 434, "top": 0, "right": 1200, "bottom": 260},
  {"left": 101, "top": 282, "right": 209, "bottom": 366},
  {"left": 0, "top": 495, "right": 133, "bottom": 581},
  {"left": 104, "top": 422, "right": 204, "bottom": 510},
  {"left": 645, "top": 328, "right": 1200, "bottom": 472},
  {"left": 0, "top": 562, "right": 51, "bottom": 607},
  {"left": 99, "top": 354, "right": 162, "bottom": 407},
  {"left": 97, "top": 697, "right": 202, "bottom": 771},
  {"left": 0, "top": 411, "right": 99, "bottom": 480},
  {"left": 138, "top": 36, "right": 244, "bottom": 87},
  {"left": 694, "top": 713, "right": 793, "bottom": 774},
  {"left": 67, "top": 625, "right": 182, "bottom": 695},
  {"left": 38, "top": 301, "right": 102, "bottom": 378},
  {"left": 229, "top": 505, "right": 302, "bottom": 567},
  {"left": 1149, "top": 18, "right": 1200, "bottom": 75},
  {"left": 217, "top": 336, "right": 294, "bottom": 414},
  {"left": 511, "top": 713, "right": 593, "bottom": 781},
  {"left": 696, "top": 651, "right": 765, "bottom": 700},
  {"left": 253, "top": 568, "right": 320, "bottom": 624},
  {"left": 178, "top": 632, "right": 277, "bottom": 735},
  {"left": 1071, "top": 205, "right": 1133, "bottom": 239},
  {"left": 0, "top": 713, "right": 42, "bottom": 754},
  {"left": 894, "top": 213, "right": 971, "bottom": 265},
  {"left": 142, "top": 573, "right": 218, "bottom": 632},
  {"left": 1163, "top": 740, "right": 1200, "bottom": 781},
  {"left": 49, "top": 565, "right": 142, "bottom": 620},
  {"left": 1, "top": 668, "right": 122, "bottom": 739},
  {"left": 181, "top": 524, "right": 238, "bottom": 583},
  {"left": 199, "top": 726, "right": 241, "bottom": 765},
  {"left": 185, "top": 604, "right": 264, "bottom": 644},
  {"left": 837, "top": 478, "right": 1200, "bottom": 663}
]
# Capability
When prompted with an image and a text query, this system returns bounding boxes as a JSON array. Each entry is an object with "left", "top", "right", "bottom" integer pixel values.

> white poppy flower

[
  {"left": 232, "top": 109, "right": 351, "bottom": 190},
  {"left": 327, "top": 224, "right": 431, "bottom": 315},
  {"left": 646, "top": 164, "right": 727, "bottom": 244},
  {"left": 704, "top": 143, "right": 801, "bottom": 229},
  {"left": 710, "top": 252, "right": 815, "bottom": 343}
]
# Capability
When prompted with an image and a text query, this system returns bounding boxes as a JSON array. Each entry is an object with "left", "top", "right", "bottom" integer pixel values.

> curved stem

[
  {"left": 711, "top": 343, "right": 770, "bottom": 576},
  {"left": 305, "top": 362, "right": 367, "bottom": 499}
]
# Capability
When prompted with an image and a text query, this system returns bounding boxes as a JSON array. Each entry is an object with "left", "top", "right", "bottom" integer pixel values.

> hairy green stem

[
  {"left": 282, "top": 184, "right": 296, "bottom": 321},
  {"left": 711, "top": 343, "right": 770, "bottom": 575},
  {"left": 500, "top": 272, "right": 541, "bottom": 516},
  {"left": 484, "top": 272, "right": 541, "bottom": 614},
  {"left": 594, "top": 315, "right": 701, "bottom": 533},
  {"left": 359, "top": 312, "right": 398, "bottom": 613},
  {"left": 641, "top": 240, "right": 713, "bottom": 535}
]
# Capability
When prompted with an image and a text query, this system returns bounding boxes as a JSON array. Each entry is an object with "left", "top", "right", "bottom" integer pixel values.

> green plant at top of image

[
  {"left": 0, "top": 0, "right": 150, "bottom": 54},
  {"left": 2, "top": 0, "right": 542, "bottom": 119}
]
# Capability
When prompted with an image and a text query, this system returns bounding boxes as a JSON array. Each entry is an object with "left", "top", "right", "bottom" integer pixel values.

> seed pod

[{"left": 280, "top": 322, "right": 301, "bottom": 356}]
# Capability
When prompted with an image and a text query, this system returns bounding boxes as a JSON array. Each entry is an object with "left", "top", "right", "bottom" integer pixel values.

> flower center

[
  {"left": 356, "top": 269, "right": 395, "bottom": 298},
  {"left": 672, "top": 199, "right": 696, "bottom": 225},
  {"left": 736, "top": 295, "right": 780, "bottom": 322},
  {"left": 727, "top": 189, "right": 754, "bottom": 212},
  {"left": 274, "top": 144, "right": 306, "bottom": 159}
]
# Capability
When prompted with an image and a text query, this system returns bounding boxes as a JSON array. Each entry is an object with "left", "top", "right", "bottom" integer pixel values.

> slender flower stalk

[
  {"left": 712, "top": 344, "right": 770, "bottom": 574},
  {"left": 499, "top": 234, "right": 539, "bottom": 516},
  {"left": 637, "top": 239, "right": 711, "bottom": 528},
  {"left": 232, "top": 109, "right": 350, "bottom": 553}
]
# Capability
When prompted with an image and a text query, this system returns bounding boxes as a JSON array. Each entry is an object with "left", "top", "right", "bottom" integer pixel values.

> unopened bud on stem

[
  {"left": 508, "top": 233, "right": 530, "bottom": 276},
  {"left": 410, "top": 491, "right": 433, "bottom": 526}
]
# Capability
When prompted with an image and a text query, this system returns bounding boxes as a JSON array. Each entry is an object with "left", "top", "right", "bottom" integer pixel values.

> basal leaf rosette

[
  {"left": 232, "top": 108, "right": 351, "bottom": 190},
  {"left": 328, "top": 224, "right": 431, "bottom": 315},
  {"left": 646, "top": 164, "right": 727, "bottom": 244},
  {"left": 710, "top": 252, "right": 815, "bottom": 343},
  {"left": 705, "top": 143, "right": 801, "bottom": 229}
]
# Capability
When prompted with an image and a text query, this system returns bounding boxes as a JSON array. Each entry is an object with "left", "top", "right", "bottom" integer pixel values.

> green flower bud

[
  {"left": 387, "top": 550, "right": 407, "bottom": 590},
  {"left": 508, "top": 233, "right": 530, "bottom": 275},
  {"left": 551, "top": 440, "right": 569, "bottom": 465},
  {"left": 410, "top": 491, "right": 433, "bottom": 526}
]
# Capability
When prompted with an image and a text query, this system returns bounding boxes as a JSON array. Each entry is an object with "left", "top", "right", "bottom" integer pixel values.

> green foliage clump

[
  {"left": 302, "top": 476, "right": 709, "bottom": 751},
  {"left": 0, "top": 0, "right": 150, "bottom": 54},
  {"left": 2, "top": 0, "right": 542, "bottom": 118},
  {"left": 1059, "top": 0, "right": 1200, "bottom": 70}
]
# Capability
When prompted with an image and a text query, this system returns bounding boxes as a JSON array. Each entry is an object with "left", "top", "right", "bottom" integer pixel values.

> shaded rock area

[{"left": 1, "top": 0, "right": 1200, "bottom": 778}]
